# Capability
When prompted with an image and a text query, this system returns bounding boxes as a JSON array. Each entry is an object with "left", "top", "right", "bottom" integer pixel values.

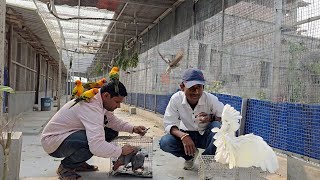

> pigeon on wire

[
  {"left": 158, "top": 49, "right": 184, "bottom": 74},
  {"left": 212, "top": 104, "right": 279, "bottom": 173}
]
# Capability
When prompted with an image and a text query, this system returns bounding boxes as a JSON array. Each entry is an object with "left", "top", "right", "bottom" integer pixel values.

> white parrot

[{"left": 212, "top": 104, "right": 279, "bottom": 173}]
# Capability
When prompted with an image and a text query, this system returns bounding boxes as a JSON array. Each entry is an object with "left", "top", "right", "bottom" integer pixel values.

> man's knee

[
  {"left": 207, "top": 121, "right": 221, "bottom": 130},
  {"left": 159, "top": 135, "right": 176, "bottom": 152}
]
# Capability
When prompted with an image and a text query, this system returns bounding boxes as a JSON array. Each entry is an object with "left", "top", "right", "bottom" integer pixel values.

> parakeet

[
  {"left": 71, "top": 80, "right": 84, "bottom": 100},
  {"left": 83, "top": 78, "right": 107, "bottom": 90},
  {"left": 112, "top": 146, "right": 140, "bottom": 171},
  {"left": 131, "top": 150, "right": 148, "bottom": 173},
  {"left": 69, "top": 88, "right": 99, "bottom": 109},
  {"left": 212, "top": 104, "right": 279, "bottom": 173},
  {"left": 109, "top": 66, "right": 120, "bottom": 93}
]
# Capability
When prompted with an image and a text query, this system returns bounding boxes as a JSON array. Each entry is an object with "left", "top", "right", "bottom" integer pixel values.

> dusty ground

[{"left": 116, "top": 108, "right": 165, "bottom": 138}]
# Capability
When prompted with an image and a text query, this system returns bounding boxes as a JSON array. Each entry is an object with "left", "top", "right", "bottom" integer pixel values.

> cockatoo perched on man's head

[{"left": 212, "top": 104, "right": 279, "bottom": 173}]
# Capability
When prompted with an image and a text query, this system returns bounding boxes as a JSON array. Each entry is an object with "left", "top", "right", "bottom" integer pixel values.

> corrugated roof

[{"left": 6, "top": 2, "right": 67, "bottom": 74}]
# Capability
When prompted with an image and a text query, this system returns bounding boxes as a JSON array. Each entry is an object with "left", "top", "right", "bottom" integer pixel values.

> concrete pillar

[
  {"left": 0, "top": 0, "right": 6, "bottom": 114},
  {"left": 272, "top": 0, "right": 283, "bottom": 101},
  {"left": 0, "top": 132, "right": 23, "bottom": 180}
]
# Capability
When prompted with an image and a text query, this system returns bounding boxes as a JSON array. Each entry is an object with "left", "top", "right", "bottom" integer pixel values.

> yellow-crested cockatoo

[
  {"left": 69, "top": 88, "right": 99, "bottom": 109},
  {"left": 212, "top": 104, "right": 279, "bottom": 173},
  {"left": 83, "top": 78, "right": 107, "bottom": 90},
  {"left": 71, "top": 80, "right": 84, "bottom": 100},
  {"left": 109, "top": 66, "right": 120, "bottom": 93},
  {"left": 158, "top": 49, "right": 184, "bottom": 74}
]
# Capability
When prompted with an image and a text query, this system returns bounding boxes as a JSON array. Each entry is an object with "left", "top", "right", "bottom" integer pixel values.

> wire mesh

[
  {"left": 109, "top": 136, "right": 153, "bottom": 177},
  {"left": 198, "top": 155, "right": 267, "bottom": 180}
]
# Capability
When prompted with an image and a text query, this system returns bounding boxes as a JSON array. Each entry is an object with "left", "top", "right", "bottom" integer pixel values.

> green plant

[
  {"left": 256, "top": 90, "right": 267, "bottom": 100},
  {"left": 287, "top": 41, "right": 308, "bottom": 102},
  {"left": 206, "top": 81, "right": 224, "bottom": 93},
  {"left": 0, "top": 85, "right": 15, "bottom": 180},
  {"left": 115, "top": 43, "right": 139, "bottom": 71}
]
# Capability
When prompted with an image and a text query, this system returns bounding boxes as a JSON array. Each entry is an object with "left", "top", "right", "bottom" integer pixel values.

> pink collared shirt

[{"left": 41, "top": 91, "right": 134, "bottom": 158}]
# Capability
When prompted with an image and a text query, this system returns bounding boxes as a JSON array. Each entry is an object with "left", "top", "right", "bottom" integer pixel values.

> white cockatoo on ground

[{"left": 212, "top": 104, "right": 279, "bottom": 173}]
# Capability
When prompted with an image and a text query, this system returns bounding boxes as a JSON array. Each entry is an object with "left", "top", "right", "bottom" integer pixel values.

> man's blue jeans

[
  {"left": 49, "top": 127, "right": 118, "bottom": 169},
  {"left": 159, "top": 121, "right": 221, "bottom": 161}
]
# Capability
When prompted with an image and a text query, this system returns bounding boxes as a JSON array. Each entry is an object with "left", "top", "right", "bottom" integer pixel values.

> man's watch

[{"left": 209, "top": 114, "right": 215, "bottom": 122}]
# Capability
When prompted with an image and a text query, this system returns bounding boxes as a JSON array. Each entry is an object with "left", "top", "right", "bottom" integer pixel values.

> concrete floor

[{"left": 14, "top": 98, "right": 320, "bottom": 180}]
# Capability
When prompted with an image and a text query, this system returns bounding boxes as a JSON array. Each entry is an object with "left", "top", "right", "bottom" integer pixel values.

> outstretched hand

[{"left": 133, "top": 126, "right": 148, "bottom": 136}]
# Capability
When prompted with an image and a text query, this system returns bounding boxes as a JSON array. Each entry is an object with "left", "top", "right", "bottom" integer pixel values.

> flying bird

[
  {"left": 71, "top": 80, "right": 84, "bottom": 100},
  {"left": 69, "top": 88, "right": 99, "bottom": 109},
  {"left": 83, "top": 78, "right": 107, "bottom": 90},
  {"left": 212, "top": 104, "right": 279, "bottom": 173},
  {"left": 109, "top": 66, "right": 120, "bottom": 93},
  {"left": 158, "top": 49, "right": 184, "bottom": 74}
]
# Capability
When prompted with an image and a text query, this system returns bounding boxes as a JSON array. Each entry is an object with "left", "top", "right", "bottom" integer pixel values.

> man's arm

[
  {"left": 164, "top": 96, "right": 197, "bottom": 157},
  {"left": 105, "top": 111, "right": 134, "bottom": 133}
]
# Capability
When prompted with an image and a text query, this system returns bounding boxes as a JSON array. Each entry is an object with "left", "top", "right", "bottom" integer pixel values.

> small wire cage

[
  {"left": 109, "top": 136, "right": 153, "bottom": 178},
  {"left": 199, "top": 155, "right": 267, "bottom": 180}
]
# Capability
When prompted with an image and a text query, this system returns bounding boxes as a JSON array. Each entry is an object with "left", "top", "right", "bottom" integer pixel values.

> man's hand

[
  {"left": 196, "top": 112, "right": 211, "bottom": 123},
  {"left": 121, "top": 144, "right": 135, "bottom": 156},
  {"left": 181, "top": 135, "right": 197, "bottom": 157},
  {"left": 133, "top": 126, "right": 148, "bottom": 136}
]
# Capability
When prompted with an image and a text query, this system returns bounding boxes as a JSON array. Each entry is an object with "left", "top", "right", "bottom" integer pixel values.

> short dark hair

[{"left": 100, "top": 81, "right": 127, "bottom": 97}]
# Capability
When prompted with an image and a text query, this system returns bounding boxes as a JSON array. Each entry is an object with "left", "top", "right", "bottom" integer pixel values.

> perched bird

[
  {"left": 158, "top": 49, "right": 184, "bottom": 74},
  {"left": 212, "top": 104, "right": 279, "bottom": 173},
  {"left": 112, "top": 146, "right": 140, "bottom": 171},
  {"left": 109, "top": 66, "right": 120, "bottom": 93},
  {"left": 69, "top": 88, "right": 99, "bottom": 109},
  {"left": 131, "top": 150, "right": 148, "bottom": 173},
  {"left": 71, "top": 80, "right": 84, "bottom": 100},
  {"left": 83, "top": 78, "right": 107, "bottom": 90}
]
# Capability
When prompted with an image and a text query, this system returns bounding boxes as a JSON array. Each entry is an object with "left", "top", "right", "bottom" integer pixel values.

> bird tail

[{"left": 69, "top": 98, "right": 81, "bottom": 109}]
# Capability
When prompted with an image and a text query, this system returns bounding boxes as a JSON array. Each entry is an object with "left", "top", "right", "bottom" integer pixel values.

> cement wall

[
  {"left": 8, "top": 92, "right": 35, "bottom": 116},
  {"left": 0, "top": 132, "right": 22, "bottom": 180}
]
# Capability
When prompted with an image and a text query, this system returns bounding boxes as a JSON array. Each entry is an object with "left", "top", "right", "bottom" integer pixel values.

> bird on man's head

[
  {"left": 83, "top": 78, "right": 107, "bottom": 90},
  {"left": 71, "top": 80, "right": 84, "bottom": 100},
  {"left": 69, "top": 88, "right": 99, "bottom": 109},
  {"left": 109, "top": 66, "right": 120, "bottom": 93}
]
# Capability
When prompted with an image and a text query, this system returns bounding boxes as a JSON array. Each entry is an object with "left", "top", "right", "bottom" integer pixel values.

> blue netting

[
  {"left": 145, "top": 94, "right": 155, "bottom": 111},
  {"left": 126, "top": 93, "right": 132, "bottom": 104},
  {"left": 131, "top": 93, "right": 137, "bottom": 106},
  {"left": 245, "top": 100, "right": 287, "bottom": 151},
  {"left": 245, "top": 100, "right": 320, "bottom": 160},
  {"left": 211, "top": 93, "right": 242, "bottom": 112},
  {"left": 156, "top": 94, "right": 171, "bottom": 115},
  {"left": 287, "top": 103, "right": 320, "bottom": 160},
  {"left": 137, "top": 93, "right": 145, "bottom": 108}
]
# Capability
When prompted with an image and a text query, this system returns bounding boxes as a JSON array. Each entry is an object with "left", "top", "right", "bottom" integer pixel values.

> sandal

[
  {"left": 57, "top": 164, "right": 82, "bottom": 180},
  {"left": 74, "top": 162, "right": 99, "bottom": 172}
]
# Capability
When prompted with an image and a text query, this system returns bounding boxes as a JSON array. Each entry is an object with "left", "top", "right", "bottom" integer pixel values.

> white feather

[{"left": 212, "top": 104, "right": 279, "bottom": 173}]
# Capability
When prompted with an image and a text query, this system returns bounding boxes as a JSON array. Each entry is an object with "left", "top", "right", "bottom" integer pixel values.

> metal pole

[
  {"left": 217, "top": 0, "right": 225, "bottom": 81},
  {"left": 0, "top": 0, "right": 6, "bottom": 116}
]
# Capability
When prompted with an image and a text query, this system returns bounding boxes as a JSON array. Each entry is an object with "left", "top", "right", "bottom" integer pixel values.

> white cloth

[{"left": 164, "top": 91, "right": 224, "bottom": 135}]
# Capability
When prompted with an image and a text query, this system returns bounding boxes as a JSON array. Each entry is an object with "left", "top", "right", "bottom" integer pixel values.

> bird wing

[
  {"left": 158, "top": 49, "right": 170, "bottom": 64},
  {"left": 233, "top": 134, "right": 279, "bottom": 173},
  {"left": 131, "top": 151, "right": 147, "bottom": 171},
  {"left": 169, "top": 49, "right": 184, "bottom": 67},
  {"left": 83, "top": 82, "right": 93, "bottom": 89},
  {"left": 71, "top": 87, "right": 78, "bottom": 98},
  {"left": 221, "top": 104, "right": 242, "bottom": 133}
]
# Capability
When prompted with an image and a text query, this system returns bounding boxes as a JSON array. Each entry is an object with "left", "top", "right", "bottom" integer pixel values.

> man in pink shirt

[{"left": 41, "top": 81, "right": 147, "bottom": 180}]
